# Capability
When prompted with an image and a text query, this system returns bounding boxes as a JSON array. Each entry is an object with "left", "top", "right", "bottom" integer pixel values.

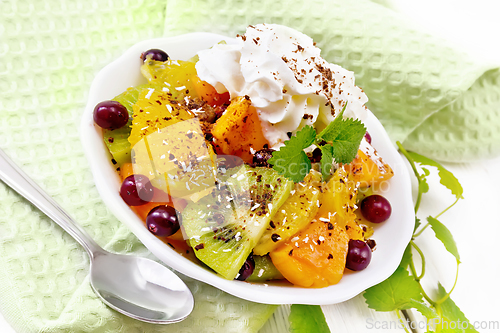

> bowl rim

[{"left": 80, "top": 32, "right": 415, "bottom": 305}]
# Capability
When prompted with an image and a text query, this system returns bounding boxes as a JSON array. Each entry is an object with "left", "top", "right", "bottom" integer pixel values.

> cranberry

[
  {"left": 119, "top": 174, "right": 154, "bottom": 206},
  {"left": 141, "top": 49, "right": 169, "bottom": 62},
  {"left": 361, "top": 195, "right": 392, "bottom": 223},
  {"left": 93, "top": 100, "right": 128, "bottom": 130},
  {"left": 146, "top": 205, "right": 181, "bottom": 237},
  {"left": 346, "top": 240, "right": 372, "bottom": 271}
]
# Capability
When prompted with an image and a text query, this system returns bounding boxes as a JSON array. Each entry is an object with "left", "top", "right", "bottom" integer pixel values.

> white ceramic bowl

[{"left": 80, "top": 32, "right": 414, "bottom": 305}]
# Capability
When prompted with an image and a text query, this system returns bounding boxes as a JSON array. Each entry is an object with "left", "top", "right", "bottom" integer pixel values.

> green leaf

[
  {"left": 319, "top": 144, "right": 334, "bottom": 180},
  {"left": 317, "top": 108, "right": 344, "bottom": 140},
  {"left": 289, "top": 304, "right": 330, "bottom": 333},
  {"left": 293, "top": 125, "right": 318, "bottom": 148},
  {"left": 400, "top": 244, "right": 413, "bottom": 269},
  {"left": 317, "top": 108, "right": 366, "bottom": 164},
  {"left": 408, "top": 152, "right": 464, "bottom": 200},
  {"left": 364, "top": 266, "right": 438, "bottom": 322},
  {"left": 406, "top": 299, "right": 438, "bottom": 319},
  {"left": 420, "top": 176, "right": 430, "bottom": 194},
  {"left": 364, "top": 266, "right": 423, "bottom": 312},
  {"left": 427, "top": 216, "right": 460, "bottom": 262},
  {"left": 434, "top": 283, "right": 479, "bottom": 333},
  {"left": 414, "top": 217, "right": 422, "bottom": 232},
  {"left": 269, "top": 126, "right": 316, "bottom": 182}
]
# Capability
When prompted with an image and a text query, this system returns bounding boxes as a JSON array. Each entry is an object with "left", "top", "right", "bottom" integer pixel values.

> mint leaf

[
  {"left": 292, "top": 125, "right": 317, "bottom": 148},
  {"left": 435, "top": 284, "right": 479, "bottom": 333},
  {"left": 317, "top": 109, "right": 366, "bottom": 164},
  {"left": 364, "top": 266, "right": 423, "bottom": 312},
  {"left": 319, "top": 144, "right": 334, "bottom": 180},
  {"left": 289, "top": 304, "right": 330, "bottom": 333},
  {"left": 427, "top": 216, "right": 460, "bottom": 262},
  {"left": 317, "top": 106, "right": 346, "bottom": 141},
  {"left": 408, "top": 152, "right": 463, "bottom": 200},
  {"left": 269, "top": 126, "right": 316, "bottom": 182},
  {"left": 269, "top": 108, "right": 366, "bottom": 181},
  {"left": 270, "top": 151, "right": 310, "bottom": 183}
]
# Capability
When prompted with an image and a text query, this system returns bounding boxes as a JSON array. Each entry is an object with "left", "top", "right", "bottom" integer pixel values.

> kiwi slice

[
  {"left": 103, "top": 126, "right": 131, "bottom": 166},
  {"left": 247, "top": 255, "right": 284, "bottom": 282},
  {"left": 181, "top": 165, "right": 294, "bottom": 280}
]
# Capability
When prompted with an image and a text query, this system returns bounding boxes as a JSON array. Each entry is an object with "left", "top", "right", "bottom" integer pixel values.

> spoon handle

[{"left": 0, "top": 148, "right": 102, "bottom": 257}]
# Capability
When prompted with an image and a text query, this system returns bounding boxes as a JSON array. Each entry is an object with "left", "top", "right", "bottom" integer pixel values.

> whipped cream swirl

[{"left": 196, "top": 24, "right": 368, "bottom": 147}]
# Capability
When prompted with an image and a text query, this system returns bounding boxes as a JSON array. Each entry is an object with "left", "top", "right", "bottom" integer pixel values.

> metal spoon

[{"left": 0, "top": 148, "right": 194, "bottom": 324}]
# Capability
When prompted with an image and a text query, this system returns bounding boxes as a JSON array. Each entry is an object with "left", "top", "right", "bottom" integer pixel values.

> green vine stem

[
  {"left": 394, "top": 142, "right": 469, "bottom": 332},
  {"left": 396, "top": 142, "right": 424, "bottom": 213},
  {"left": 408, "top": 257, "right": 436, "bottom": 307},
  {"left": 435, "top": 197, "right": 460, "bottom": 219},
  {"left": 397, "top": 141, "right": 462, "bottom": 311},
  {"left": 413, "top": 197, "right": 460, "bottom": 237},
  {"left": 397, "top": 310, "right": 412, "bottom": 333},
  {"left": 413, "top": 223, "right": 429, "bottom": 238},
  {"left": 435, "top": 259, "right": 460, "bottom": 306},
  {"left": 435, "top": 304, "right": 443, "bottom": 333},
  {"left": 410, "top": 240, "right": 426, "bottom": 281}
]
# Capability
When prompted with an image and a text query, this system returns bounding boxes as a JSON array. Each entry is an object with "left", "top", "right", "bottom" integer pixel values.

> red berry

[
  {"left": 252, "top": 148, "right": 274, "bottom": 167},
  {"left": 141, "top": 49, "right": 169, "bottom": 62},
  {"left": 236, "top": 254, "right": 255, "bottom": 281},
  {"left": 146, "top": 205, "right": 180, "bottom": 237},
  {"left": 364, "top": 132, "right": 372, "bottom": 144},
  {"left": 346, "top": 239, "right": 372, "bottom": 271},
  {"left": 93, "top": 100, "right": 129, "bottom": 130},
  {"left": 360, "top": 194, "right": 392, "bottom": 223},
  {"left": 120, "top": 174, "right": 154, "bottom": 206}
]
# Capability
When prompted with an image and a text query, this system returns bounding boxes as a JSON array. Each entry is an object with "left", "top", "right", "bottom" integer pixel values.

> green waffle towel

[
  {"left": 0, "top": 0, "right": 499, "bottom": 332},
  {"left": 164, "top": 0, "right": 500, "bottom": 163},
  {"left": 0, "top": 1, "right": 275, "bottom": 332}
]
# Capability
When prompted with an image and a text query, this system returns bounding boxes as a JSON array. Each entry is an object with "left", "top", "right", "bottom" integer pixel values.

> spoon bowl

[
  {"left": 0, "top": 148, "right": 194, "bottom": 324},
  {"left": 90, "top": 251, "right": 194, "bottom": 323}
]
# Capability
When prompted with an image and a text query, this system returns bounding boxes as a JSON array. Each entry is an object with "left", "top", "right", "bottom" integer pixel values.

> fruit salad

[{"left": 92, "top": 24, "right": 395, "bottom": 288}]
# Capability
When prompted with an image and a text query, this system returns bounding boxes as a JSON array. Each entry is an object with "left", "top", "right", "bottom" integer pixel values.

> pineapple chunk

[
  {"left": 128, "top": 88, "right": 194, "bottom": 147},
  {"left": 129, "top": 88, "right": 217, "bottom": 199},
  {"left": 316, "top": 166, "right": 365, "bottom": 240},
  {"left": 253, "top": 170, "right": 322, "bottom": 255},
  {"left": 141, "top": 59, "right": 199, "bottom": 100},
  {"left": 131, "top": 118, "right": 217, "bottom": 199}
]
